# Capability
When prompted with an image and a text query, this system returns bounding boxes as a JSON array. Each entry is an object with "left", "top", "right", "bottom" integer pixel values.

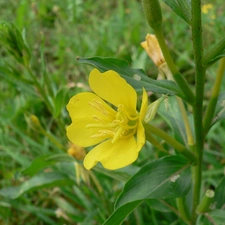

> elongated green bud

[
  {"left": 142, "top": 0, "right": 162, "bottom": 29},
  {"left": 144, "top": 96, "right": 166, "bottom": 123}
]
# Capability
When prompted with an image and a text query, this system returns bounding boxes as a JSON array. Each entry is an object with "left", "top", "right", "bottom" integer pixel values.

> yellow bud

[
  {"left": 142, "top": 0, "right": 162, "bottom": 29},
  {"left": 141, "top": 34, "right": 165, "bottom": 67},
  {"left": 67, "top": 143, "right": 86, "bottom": 160},
  {"left": 29, "top": 115, "right": 45, "bottom": 132}
]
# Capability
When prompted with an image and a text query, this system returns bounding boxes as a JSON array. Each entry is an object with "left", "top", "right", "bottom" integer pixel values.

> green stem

[
  {"left": 203, "top": 57, "right": 225, "bottom": 134},
  {"left": 40, "top": 37, "right": 55, "bottom": 98},
  {"left": 161, "top": 64, "right": 194, "bottom": 146},
  {"left": 159, "top": 199, "right": 190, "bottom": 225},
  {"left": 191, "top": 0, "right": 205, "bottom": 222},
  {"left": 26, "top": 66, "right": 53, "bottom": 113},
  {"left": 176, "top": 198, "right": 190, "bottom": 222},
  {"left": 26, "top": 65, "right": 66, "bottom": 134},
  {"left": 144, "top": 123, "right": 197, "bottom": 163},
  {"left": 153, "top": 25, "right": 195, "bottom": 104},
  {"left": 42, "top": 129, "right": 66, "bottom": 150},
  {"left": 176, "top": 97, "right": 195, "bottom": 146},
  {"left": 145, "top": 129, "right": 170, "bottom": 154}
]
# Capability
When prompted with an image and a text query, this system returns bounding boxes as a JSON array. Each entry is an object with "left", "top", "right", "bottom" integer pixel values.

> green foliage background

[{"left": 0, "top": 0, "right": 225, "bottom": 224}]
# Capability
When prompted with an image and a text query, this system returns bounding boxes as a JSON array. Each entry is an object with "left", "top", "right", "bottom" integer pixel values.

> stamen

[
  {"left": 87, "top": 103, "right": 139, "bottom": 142},
  {"left": 114, "top": 119, "right": 137, "bottom": 129},
  {"left": 117, "top": 104, "right": 139, "bottom": 121},
  {"left": 91, "top": 129, "right": 114, "bottom": 138},
  {"left": 92, "top": 115, "right": 106, "bottom": 123},
  {"left": 122, "top": 129, "right": 137, "bottom": 139},
  {"left": 87, "top": 122, "right": 117, "bottom": 129},
  {"left": 111, "top": 127, "right": 124, "bottom": 143},
  {"left": 89, "top": 99, "right": 109, "bottom": 116}
]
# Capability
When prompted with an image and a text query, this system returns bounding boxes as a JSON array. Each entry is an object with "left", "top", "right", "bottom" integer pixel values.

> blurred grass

[{"left": 0, "top": 0, "right": 225, "bottom": 224}]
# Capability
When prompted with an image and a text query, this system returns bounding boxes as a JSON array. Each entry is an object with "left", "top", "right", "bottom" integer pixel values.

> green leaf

[
  {"left": 53, "top": 87, "right": 69, "bottom": 118},
  {"left": 146, "top": 198, "right": 174, "bottom": 212},
  {"left": 211, "top": 91, "right": 225, "bottom": 127},
  {"left": 162, "top": 0, "right": 191, "bottom": 25},
  {"left": 158, "top": 96, "right": 191, "bottom": 145},
  {"left": 214, "top": 176, "right": 225, "bottom": 209},
  {"left": 197, "top": 209, "right": 225, "bottom": 225},
  {"left": 203, "top": 37, "right": 225, "bottom": 67},
  {"left": 0, "top": 172, "right": 74, "bottom": 199},
  {"left": 10, "top": 203, "right": 56, "bottom": 225},
  {"left": 77, "top": 56, "right": 183, "bottom": 97},
  {"left": 0, "top": 21, "right": 30, "bottom": 64},
  {"left": 116, "top": 155, "right": 191, "bottom": 209},
  {"left": 103, "top": 201, "right": 142, "bottom": 225},
  {"left": 22, "top": 154, "right": 74, "bottom": 176},
  {"left": 94, "top": 164, "right": 140, "bottom": 182}
]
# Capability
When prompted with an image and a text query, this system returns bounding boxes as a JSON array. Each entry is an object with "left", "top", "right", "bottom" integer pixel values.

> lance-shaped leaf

[
  {"left": 211, "top": 91, "right": 225, "bottom": 127},
  {"left": 103, "top": 201, "right": 142, "bottom": 225},
  {"left": 77, "top": 56, "right": 184, "bottom": 97},
  {"left": 214, "top": 176, "right": 225, "bottom": 209},
  {"left": 162, "top": 0, "right": 191, "bottom": 25},
  {"left": 115, "top": 155, "right": 191, "bottom": 209},
  {"left": 0, "top": 21, "right": 30, "bottom": 64},
  {"left": 203, "top": 37, "right": 225, "bottom": 67},
  {"left": 197, "top": 209, "right": 225, "bottom": 225},
  {"left": 0, "top": 172, "right": 74, "bottom": 199},
  {"left": 22, "top": 154, "right": 75, "bottom": 176},
  {"left": 158, "top": 96, "right": 190, "bottom": 145}
]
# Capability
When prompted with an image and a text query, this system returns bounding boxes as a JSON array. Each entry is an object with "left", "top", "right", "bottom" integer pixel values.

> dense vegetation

[{"left": 1, "top": 1, "right": 225, "bottom": 224}]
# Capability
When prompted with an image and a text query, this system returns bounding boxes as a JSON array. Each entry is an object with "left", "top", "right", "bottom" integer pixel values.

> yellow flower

[
  {"left": 141, "top": 34, "right": 165, "bottom": 67},
  {"left": 66, "top": 68, "right": 148, "bottom": 170}
]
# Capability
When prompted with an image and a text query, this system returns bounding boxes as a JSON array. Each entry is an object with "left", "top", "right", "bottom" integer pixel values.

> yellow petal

[
  {"left": 66, "top": 120, "right": 106, "bottom": 147},
  {"left": 136, "top": 120, "right": 146, "bottom": 151},
  {"left": 67, "top": 92, "right": 116, "bottom": 121},
  {"left": 89, "top": 69, "right": 137, "bottom": 116},
  {"left": 66, "top": 92, "right": 116, "bottom": 147},
  {"left": 83, "top": 137, "right": 139, "bottom": 170},
  {"left": 139, "top": 88, "right": 148, "bottom": 121}
]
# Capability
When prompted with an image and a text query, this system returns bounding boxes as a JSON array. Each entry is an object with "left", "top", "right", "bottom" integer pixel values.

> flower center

[{"left": 87, "top": 100, "right": 138, "bottom": 143}]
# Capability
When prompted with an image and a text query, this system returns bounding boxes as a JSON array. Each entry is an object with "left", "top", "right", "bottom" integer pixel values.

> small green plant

[{"left": 66, "top": 0, "right": 225, "bottom": 224}]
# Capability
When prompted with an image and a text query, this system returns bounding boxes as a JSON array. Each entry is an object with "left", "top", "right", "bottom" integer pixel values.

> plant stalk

[
  {"left": 191, "top": 0, "right": 205, "bottom": 222},
  {"left": 153, "top": 25, "right": 195, "bottom": 104},
  {"left": 144, "top": 123, "right": 197, "bottom": 163},
  {"left": 203, "top": 57, "right": 225, "bottom": 134}
]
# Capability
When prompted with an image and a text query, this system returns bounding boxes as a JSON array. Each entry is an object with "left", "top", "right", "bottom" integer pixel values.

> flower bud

[
  {"left": 29, "top": 115, "right": 45, "bottom": 133},
  {"left": 67, "top": 143, "right": 86, "bottom": 160},
  {"left": 141, "top": 34, "right": 165, "bottom": 67},
  {"left": 142, "top": 0, "right": 162, "bottom": 29}
]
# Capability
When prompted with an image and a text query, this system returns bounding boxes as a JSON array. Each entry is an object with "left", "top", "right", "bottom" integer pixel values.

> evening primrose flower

[
  {"left": 66, "top": 68, "right": 148, "bottom": 170},
  {"left": 141, "top": 34, "right": 165, "bottom": 67}
]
